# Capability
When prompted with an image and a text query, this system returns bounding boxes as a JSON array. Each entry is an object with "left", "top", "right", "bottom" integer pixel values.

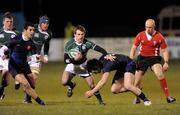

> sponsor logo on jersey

[
  {"left": 27, "top": 45, "right": 31, "bottom": 50},
  {"left": 45, "top": 35, "right": 48, "bottom": 39},
  {"left": 34, "top": 33, "right": 39, "bottom": 38},
  {"left": 11, "top": 34, "right": 16, "bottom": 38},
  {"left": 0, "top": 34, "right": 4, "bottom": 38}
]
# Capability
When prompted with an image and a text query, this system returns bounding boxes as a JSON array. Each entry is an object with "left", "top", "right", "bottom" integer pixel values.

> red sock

[{"left": 159, "top": 78, "right": 169, "bottom": 97}]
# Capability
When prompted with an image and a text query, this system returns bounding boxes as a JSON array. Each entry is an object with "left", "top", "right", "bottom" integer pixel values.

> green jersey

[
  {"left": 64, "top": 38, "right": 97, "bottom": 64},
  {"left": 0, "top": 28, "right": 19, "bottom": 46},
  {"left": 32, "top": 24, "right": 52, "bottom": 55}
]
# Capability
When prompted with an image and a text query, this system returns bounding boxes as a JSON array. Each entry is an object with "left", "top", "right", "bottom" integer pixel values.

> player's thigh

[
  {"left": 15, "top": 74, "right": 29, "bottom": 85},
  {"left": 124, "top": 72, "right": 134, "bottom": 88},
  {"left": 111, "top": 79, "right": 124, "bottom": 91}
]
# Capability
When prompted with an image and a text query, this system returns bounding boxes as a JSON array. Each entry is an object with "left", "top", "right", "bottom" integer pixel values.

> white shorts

[
  {"left": 0, "top": 58, "right": 8, "bottom": 71},
  {"left": 28, "top": 54, "right": 42, "bottom": 74},
  {"left": 65, "top": 61, "right": 90, "bottom": 77},
  {"left": 0, "top": 45, "right": 9, "bottom": 71}
]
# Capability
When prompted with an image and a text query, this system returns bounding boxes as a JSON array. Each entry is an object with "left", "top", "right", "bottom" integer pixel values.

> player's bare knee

[
  {"left": 124, "top": 84, "right": 132, "bottom": 90},
  {"left": 158, "top": 76, "right": 165, "bottom": 80},
  {"left": 111, "top": 88, "right": 118, "bottom": 94},
  {"left": 155, "top": 73, "right": 164, "bottom": 80}
]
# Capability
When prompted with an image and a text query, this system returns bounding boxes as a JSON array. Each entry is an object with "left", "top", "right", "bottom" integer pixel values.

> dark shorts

[
  {"left": 136, "top": 55, "right": 162, "bottom": 72},
  {"left": 112, "top": 61, "right": 136, "bottom": 84},
  {"left": 9, "top": 59, "right": 32, "bottom": 78}
]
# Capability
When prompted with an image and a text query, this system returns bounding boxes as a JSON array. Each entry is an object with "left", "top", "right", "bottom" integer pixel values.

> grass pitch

[{"left": 0, "top": 60, "right": 180, "bottom": 115}]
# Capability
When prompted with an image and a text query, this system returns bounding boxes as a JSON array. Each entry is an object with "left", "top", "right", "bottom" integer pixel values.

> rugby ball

[{"left": 68, "top": 49, "right": 80, "bottom": 58}]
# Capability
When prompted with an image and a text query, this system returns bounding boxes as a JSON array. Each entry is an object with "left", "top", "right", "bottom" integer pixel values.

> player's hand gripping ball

[{"left": 68, "top": 49, "right": 81, "bottom": 58}]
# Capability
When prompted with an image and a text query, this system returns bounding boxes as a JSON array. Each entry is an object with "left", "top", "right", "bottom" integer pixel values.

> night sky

[{"left": 1, "top": 0, "right": 180, "bottom": 38}]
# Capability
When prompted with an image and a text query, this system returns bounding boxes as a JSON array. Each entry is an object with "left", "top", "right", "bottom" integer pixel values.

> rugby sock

[
  {"left": 0, "top": 86, "right": 4, "bottom": 95},
  {"left": 25, "top": 93, "right": 31, "bottom": 101},
  {"left": 1, "top": 77, "right": 8, "bottom": 87},
  {"left": 159, "top": 78, "right": 169, "bottom": 97},
  {"left": 94, "top": 91, "right": 104, "bottom": 103},
  {"left": 136, "top": 88, "right": 143, "bottom": 99},
  {"left": 35, "top": 97, "right": 45, "bottom": 105},
  {"left": 66, "top": 81, "right": 74, "bottom": 88},
  {"left": 138, "top": 92, "right": 149, "bottom": 102}
]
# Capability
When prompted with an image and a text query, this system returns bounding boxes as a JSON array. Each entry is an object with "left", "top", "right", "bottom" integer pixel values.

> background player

[
  {"left": 0, "top": 12, "right": 20, "bottom": 99},
  {"left": 129, "top": 18, "right": 176, "bottom": 104}
]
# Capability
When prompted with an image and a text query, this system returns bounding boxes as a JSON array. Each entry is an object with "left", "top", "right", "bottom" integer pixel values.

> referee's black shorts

[{"left": 136, "top": 55, "right": 162, "bottom": 72}]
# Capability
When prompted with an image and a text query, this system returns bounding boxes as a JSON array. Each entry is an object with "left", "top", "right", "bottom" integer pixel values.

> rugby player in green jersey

[
  {"left": 0, "top": 12, "right": 20, "bottom": 99},
  {"left": 62, "top": 25, "right": 115, "bottom": 105}
]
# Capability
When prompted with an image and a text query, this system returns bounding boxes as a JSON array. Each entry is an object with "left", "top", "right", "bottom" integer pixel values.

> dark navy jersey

[
  {"left": 5, "top": 34, "right": 37, "bottom": 65},
  {"left": 99, "top": 54, "right": 133, "bottom": 73}
]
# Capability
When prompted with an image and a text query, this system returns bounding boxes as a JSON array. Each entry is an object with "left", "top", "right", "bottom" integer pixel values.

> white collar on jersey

[
  {"left": 22, "top": 34, "right": 29, "bottom": 41},
  {"left": 145, "top": 31, "right": 156, "bottom": 40},
  {"left": 3, "top": 26, "right": 17, "bottom": 35},
  {"left": 38, "top": 25, "right": 49, "bottom": 36},
  {"left": 74, "top": 37, "right": 83, "bottom": 45}
]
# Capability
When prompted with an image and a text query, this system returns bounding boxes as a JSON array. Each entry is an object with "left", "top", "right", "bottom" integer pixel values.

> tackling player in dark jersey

[{"left": 86, "top": 54, "right": 152, "bottom": 106}]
